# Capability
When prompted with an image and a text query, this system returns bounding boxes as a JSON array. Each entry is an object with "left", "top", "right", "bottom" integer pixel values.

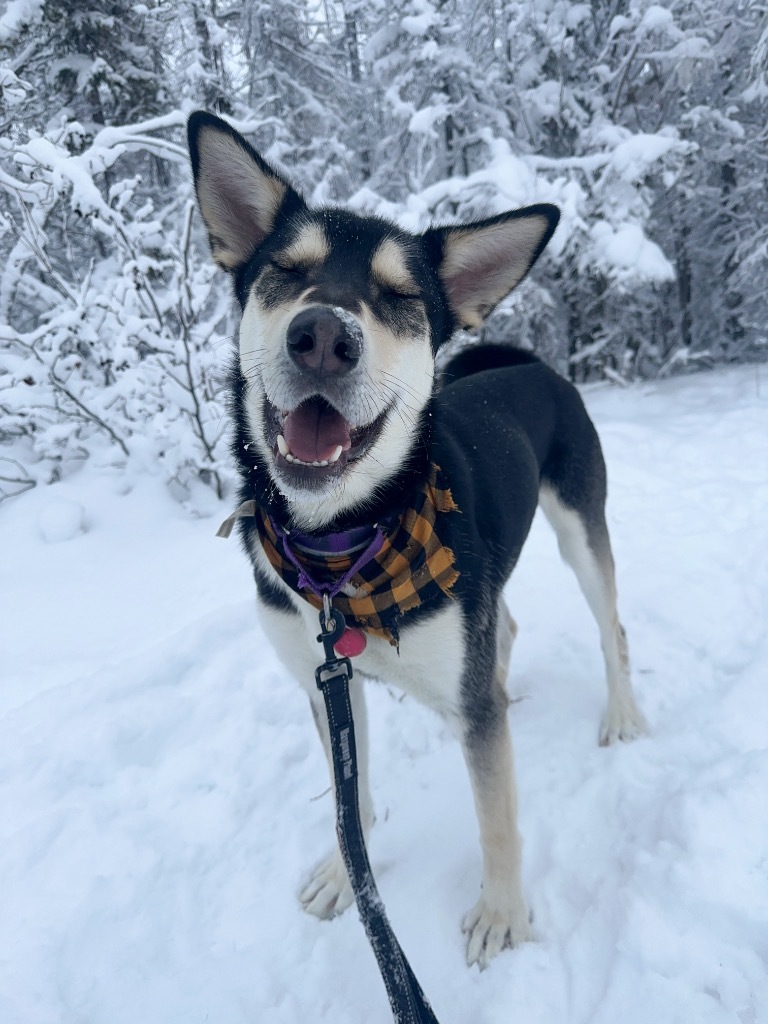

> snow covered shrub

[{"left": 0, "top": 115, "right": 234, "bottom": 499}]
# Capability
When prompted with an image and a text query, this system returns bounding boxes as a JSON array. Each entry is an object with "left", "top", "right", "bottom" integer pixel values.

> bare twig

[
  {"left": 48, "top": 371, "right": 130, "bottom": 457},
  {"left": 0, "top": 458, "right": 36, "bottom": 502}
]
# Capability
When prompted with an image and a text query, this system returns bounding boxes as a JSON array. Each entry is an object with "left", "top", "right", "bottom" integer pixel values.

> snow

[
  {"left": 651, "top": 37, "right": 713, "bottom": 62},
  {"left": 401, "top": 11, "right": 438, "bottom": 37},
  {"left": 591, "top": 220, "right": 675, "bottom": 284},
  {"left": 399, "top": 0, "right": 438, "bottom": 37},
  {"left": 2, "top": 366, "right": 768, "bottom": 1023},
  {"left": 608, "top": 133, "right": 680, "bottom": 183},
  {"left": 525, "top": 81, "right": 563, "bottom": 120},
  {"left": 409, "top": 103, "right": 451, "bottom": 138},
  {"left": 0, "top": 0, "right": 44, "bottom": 41},
  {"left": 564, "top": 5, "right": 590, "bottom": 31},
  {"left": 36, "top": 496, "right": 87, "bottom": 543},
  {"left": 639, "top": 6, "right": 679, "bottom": 37}
]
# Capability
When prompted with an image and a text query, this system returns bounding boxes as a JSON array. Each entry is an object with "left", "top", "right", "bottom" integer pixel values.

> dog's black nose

[{"left": 286, "top": 306, "right": 362, "bottom": 377}]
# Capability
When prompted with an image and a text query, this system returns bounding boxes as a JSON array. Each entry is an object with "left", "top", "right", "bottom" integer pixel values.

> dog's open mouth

[{"left": 265, "top": 396, "right": 390, "bottom": 481}]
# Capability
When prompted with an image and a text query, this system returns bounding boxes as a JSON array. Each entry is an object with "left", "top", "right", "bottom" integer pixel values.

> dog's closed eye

[
  {"left": 379, "top": 285, "right": 421, "bottom": 301},
  {"left": 271, "top": 258, "right": 306, "bottom": 276}
]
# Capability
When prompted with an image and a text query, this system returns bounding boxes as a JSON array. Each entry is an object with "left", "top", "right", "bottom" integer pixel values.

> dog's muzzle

[
  {"left": 261, "top": 305, "right": 391, "bottom": 483},
  {"left": 286, "top": 306, "right": 362, "bottom": 379}
]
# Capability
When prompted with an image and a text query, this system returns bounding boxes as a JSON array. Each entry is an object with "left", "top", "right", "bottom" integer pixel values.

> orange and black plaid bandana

[{"left": 218, "top": 464, "right": 461, "bottom": 646}]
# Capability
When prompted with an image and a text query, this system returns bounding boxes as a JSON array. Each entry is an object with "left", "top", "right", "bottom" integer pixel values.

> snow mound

[{"left": 36, "top": 498, "right": 87, "bottom": 543}]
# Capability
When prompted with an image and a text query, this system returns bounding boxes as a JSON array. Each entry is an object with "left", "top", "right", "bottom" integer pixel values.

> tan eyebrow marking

[
  {"left": 371, "top": 238, "right": 418, "bottom": 293},
  {"left": 277, "top": 222, "right": 330, "bottom": 267}
]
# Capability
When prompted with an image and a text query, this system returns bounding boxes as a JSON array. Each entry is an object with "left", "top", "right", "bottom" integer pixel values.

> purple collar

[
  {"left": 270, "top": 518, "right": 385, "bottom": 601},
  {"left": 288, "top": 522, "right": 380, "bottom": 558}
]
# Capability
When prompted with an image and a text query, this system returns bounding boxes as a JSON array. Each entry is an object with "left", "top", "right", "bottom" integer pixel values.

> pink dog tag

[{"left": 334, "top": 626, "right": 367, "bottom": 658}]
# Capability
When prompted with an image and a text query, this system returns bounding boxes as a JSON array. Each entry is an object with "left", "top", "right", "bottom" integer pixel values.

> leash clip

[{"left": 315, "top": 596, "right": 353, "bottom": 691}]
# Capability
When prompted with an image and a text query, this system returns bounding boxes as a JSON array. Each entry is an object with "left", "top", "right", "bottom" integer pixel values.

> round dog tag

[{"left": 334, "top": 626, "right": 367, "bottom": 658}]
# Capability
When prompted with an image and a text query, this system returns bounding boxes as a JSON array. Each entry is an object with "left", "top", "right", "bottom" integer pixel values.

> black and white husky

[{"left": 187, "top": 112, "right": 647, "bottom": 969}]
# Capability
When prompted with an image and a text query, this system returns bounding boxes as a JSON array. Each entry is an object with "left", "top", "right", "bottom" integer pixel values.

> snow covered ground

[{"left": 2, "top": 365, "right": 767, "bottom": 1024}]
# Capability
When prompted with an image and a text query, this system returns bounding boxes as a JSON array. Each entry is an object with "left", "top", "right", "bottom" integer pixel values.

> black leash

[{"left": 315, "top": 596, "right": 441, "bottom": 1024}]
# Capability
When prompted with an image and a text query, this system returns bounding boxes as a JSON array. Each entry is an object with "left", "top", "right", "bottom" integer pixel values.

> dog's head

[{"left": 188, "top": 112, "right": 558, "bottom": 529}]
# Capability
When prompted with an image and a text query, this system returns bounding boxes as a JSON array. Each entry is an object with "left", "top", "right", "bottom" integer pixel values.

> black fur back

[{"left": 438, "top": 343, "right": 541, "bottom": 388}]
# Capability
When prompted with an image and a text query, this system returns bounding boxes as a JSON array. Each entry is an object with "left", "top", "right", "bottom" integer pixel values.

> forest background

[{"left": 1, "top": 0, "right": 767, "bottom": 504}]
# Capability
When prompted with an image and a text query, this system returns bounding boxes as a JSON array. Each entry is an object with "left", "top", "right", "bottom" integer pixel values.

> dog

[{"left": 187, "top": 111, "right": 647, "bottom": 970}]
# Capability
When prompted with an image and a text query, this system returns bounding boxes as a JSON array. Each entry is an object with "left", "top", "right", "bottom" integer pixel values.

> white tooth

[
  {"left": 319, "top": 460, "right": 328, "bottom": 467},
  {"left": 312, "top": 460, "right": 321, "bottom": 467},
  {"left": 277, "top": 434, "right": 289, "bottom": 457},
  {"left": 286, "top": 452, "right": 295, "bottom": 463},
  {"left": 328, "top": 445, "right": 343, "bottom": 464}
]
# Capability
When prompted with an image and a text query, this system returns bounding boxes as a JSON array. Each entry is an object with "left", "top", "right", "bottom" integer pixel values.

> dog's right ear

[{"left": 187, "top": 111, "right": 300, "bottom": 271}]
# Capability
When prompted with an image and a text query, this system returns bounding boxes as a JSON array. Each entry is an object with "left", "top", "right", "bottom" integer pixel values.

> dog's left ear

[
  {"left": 425, "top": 205, "right": 560, "bottom": 329},
  {"left": 187, "top": 110, "right": 301, "bottom": 271}
]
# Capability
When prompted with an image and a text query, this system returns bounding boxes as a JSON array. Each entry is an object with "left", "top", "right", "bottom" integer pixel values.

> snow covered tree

[
  {"left": 233, "top": 0, "right": 366, "bottom": 200},
  {"left": 645, "top": 1, "right": 768, "bottom": 370},
  {"left": 1, "top": 0, "right": 168, "bottom": 132},
  {"left": 1, "top": 0, "right": 766, "bottom": 503},
  {"left": 0, "top": 1, "right": 232, "bottom": 499},
  {"left": 363, "top": 0, "right": 503, "bottom": 200}
]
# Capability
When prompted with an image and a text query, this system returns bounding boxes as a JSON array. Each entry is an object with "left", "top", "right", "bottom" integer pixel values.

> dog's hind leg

[
  {"left": 495, "top": 598, "right": 518, "bottom": 689},
  {"left": 538, "top": 483, "right": 647, "bottom": 746}
]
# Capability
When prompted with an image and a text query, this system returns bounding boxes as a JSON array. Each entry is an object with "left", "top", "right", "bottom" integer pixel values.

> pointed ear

[
  {"left": 187, "top": 111, "right": 300, "bottom": 271},
  {"left": 425, "top": 205, "right": 560, "bottom": 329}
]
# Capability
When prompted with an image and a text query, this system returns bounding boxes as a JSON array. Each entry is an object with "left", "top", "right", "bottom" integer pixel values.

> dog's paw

[
  {"left": 299, "top": 853, "right": 354, "bottom": 919},
  {"left": 462, "top": 895, "right": 532, "bottom": 969},
  {"left": 599, "top": 699, "right": 648, "bottom": 746}
]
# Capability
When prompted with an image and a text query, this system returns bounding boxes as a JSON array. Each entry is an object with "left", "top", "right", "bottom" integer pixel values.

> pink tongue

[{"left": 283, "top": 401, "right": 351, "bottom": 463}]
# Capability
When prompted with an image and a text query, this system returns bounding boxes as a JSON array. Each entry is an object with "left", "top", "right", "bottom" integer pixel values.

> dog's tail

[{"left": 438, "top": 343, "right": 541, "bottom": 388}]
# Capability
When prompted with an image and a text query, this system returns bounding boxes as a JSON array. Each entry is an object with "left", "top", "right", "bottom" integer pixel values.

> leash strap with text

[{"left": 315, "top": 601, "right": 441, "bottom": 1024}]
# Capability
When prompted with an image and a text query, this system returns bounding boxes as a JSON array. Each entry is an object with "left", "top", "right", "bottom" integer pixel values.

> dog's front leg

[
  {"left": 257, "top": 601, "right": 374, "bottom": 920},
  {"left": 460, "top": 637, "right": 531, "bottom": 969}
]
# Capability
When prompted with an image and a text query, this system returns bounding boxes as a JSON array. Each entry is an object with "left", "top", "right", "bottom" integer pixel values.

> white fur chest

[
  {"left": 350, "top": 602, "right": 465, "bottom": 717},
  {"left": 250, "top": 533, "right": 465, "bottom": 717}
]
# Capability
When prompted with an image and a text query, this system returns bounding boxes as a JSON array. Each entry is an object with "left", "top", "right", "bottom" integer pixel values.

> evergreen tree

[{"left": 1, "top": 0, "right": 766, "bottom": 502}]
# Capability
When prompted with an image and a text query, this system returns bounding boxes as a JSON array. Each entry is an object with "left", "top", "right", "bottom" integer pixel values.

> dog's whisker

[
  {"left": 382, "top": 369, "right": 424, "bottom": 392},
  {"left": 380, "top": 380, "right": 423, "bottom": 406},
  {"left": 381, "top": 371, "right": 430, "bottom": 405}
]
